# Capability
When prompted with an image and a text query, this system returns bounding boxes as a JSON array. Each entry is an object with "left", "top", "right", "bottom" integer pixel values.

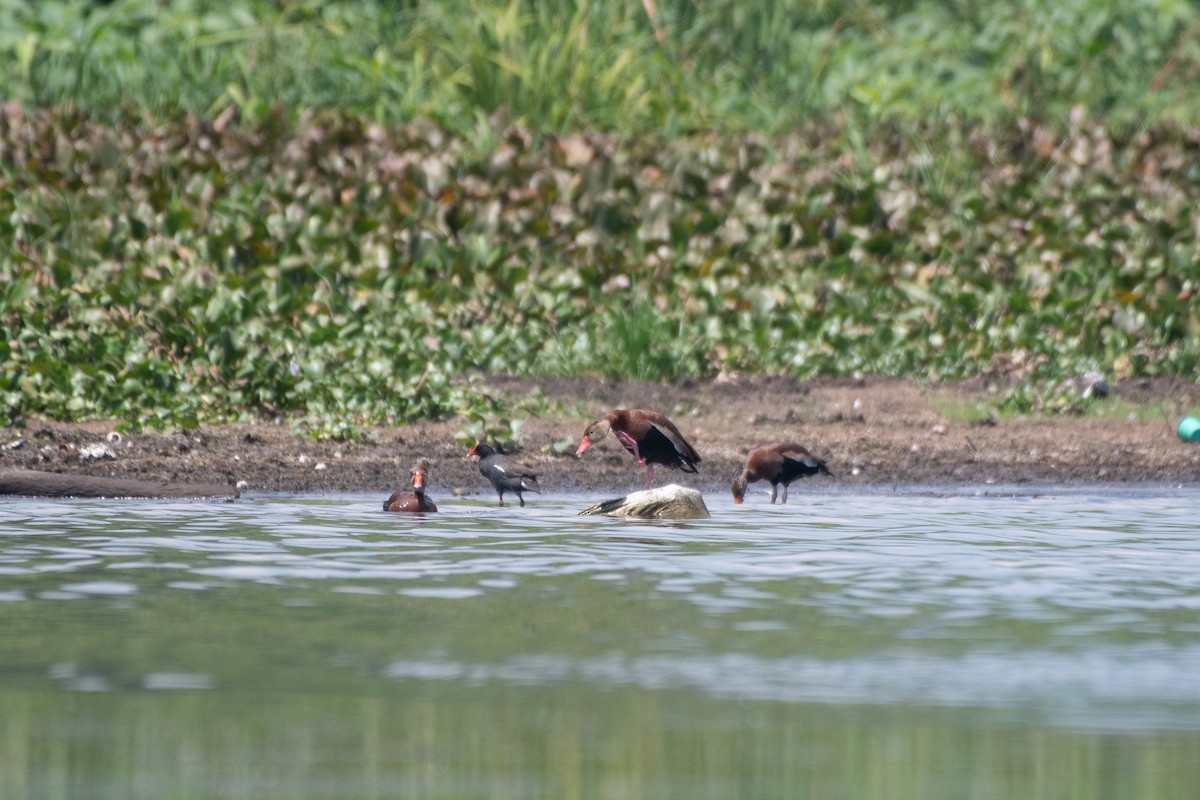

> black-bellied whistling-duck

[
  {"left": 732, "top": 442, "right": 832, "bottom": 504},
  {"left": 383, "top": 463, "right": 439, "bottom": 513},
  {"left": 576, "top": 408, "right": 701, "bottom": 489},
  {"left": 469, "top": 441, "right": 541, "bottom": 507}
]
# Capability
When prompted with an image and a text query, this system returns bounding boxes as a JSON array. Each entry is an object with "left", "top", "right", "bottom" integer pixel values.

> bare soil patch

[{"left": 4, "top": 377, "right": 1199, "bottom": 501}]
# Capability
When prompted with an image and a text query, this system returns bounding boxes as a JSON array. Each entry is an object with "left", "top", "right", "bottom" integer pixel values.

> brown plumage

[
  {"left": 383, "top": 463, "right": 439, "bottom": 513},
  {"left": 732, "top": 442, "right": 832, "bottom": 504},
  {"left": 576, "top": 408, "right": 701, "bottom": 489}
]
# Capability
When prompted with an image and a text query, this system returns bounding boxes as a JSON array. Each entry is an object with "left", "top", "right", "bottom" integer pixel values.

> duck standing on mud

[
  {"left": 732, "top": 442, "right": 832, "bottom": 504},
  {"left": 576, "top": 408, "right": 701, "bottom": 490},
  {"left": 469, "top": 441, "right": 542, "bottom": 507}
]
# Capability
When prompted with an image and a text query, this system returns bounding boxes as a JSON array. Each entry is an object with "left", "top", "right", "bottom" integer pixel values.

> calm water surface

[{"left": 2, "top": 487, "right": 1199, "bottom": 798}]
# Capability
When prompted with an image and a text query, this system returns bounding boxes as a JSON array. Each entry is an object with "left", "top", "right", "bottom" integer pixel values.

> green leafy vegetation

[
  {"left": 3, "top": 0, "right": 1200, "bottom": 134},
  {"left": 2, "top": 1, "right": 1198, "bottom": 434}
]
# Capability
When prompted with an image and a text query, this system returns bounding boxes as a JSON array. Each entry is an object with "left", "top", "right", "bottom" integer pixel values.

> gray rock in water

[{"left": 579, "top": 484, "right": 710, "bottom": 520}]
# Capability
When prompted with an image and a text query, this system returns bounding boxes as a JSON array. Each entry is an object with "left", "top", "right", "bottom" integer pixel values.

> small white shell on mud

[{"left": 79, "top": 443, "right": 117, "bottom": 462}]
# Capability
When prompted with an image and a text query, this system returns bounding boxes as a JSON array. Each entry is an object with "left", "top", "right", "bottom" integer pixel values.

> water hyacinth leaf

[{"left": 1, "top": 93, "right": 1199, "bottom": 427}]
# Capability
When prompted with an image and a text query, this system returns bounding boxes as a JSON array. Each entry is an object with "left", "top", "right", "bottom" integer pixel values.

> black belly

[
  {"left": 486, "top": 471, "right": 528, "bottom": 492},
  {"left": 776, "top": 459, "right": 824, "bottom": 485},
  {"left": 630, "top": 428, "right": 698, "bottom": 473}
]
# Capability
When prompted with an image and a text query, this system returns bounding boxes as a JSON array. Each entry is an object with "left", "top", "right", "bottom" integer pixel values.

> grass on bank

[{"left": 2, "top": 0, "right": 1199, "bottom": 135}]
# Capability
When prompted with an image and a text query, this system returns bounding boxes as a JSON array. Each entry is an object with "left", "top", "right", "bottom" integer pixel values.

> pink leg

[
  {"left": 616, "top": 430, "right": 645, "bottom": 464},
  {"left": 770, "top": 484, "right": 778, "bottom": 504},
  {"left": 781, "top": 483, "right": 789, "bottom": 504},
  {"left": 643, "top": 463, "right": 655, "bottom": 489}
]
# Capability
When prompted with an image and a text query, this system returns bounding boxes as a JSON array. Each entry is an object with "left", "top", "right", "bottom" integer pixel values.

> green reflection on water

[
  {"left": 3, "top": 687, "right": 1199, "bottom": 800},
  {"left": 5, "top": 495, "right": 1200, "bottom": 798}
]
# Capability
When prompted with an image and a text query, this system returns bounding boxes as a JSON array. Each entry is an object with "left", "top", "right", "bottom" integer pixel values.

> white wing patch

[
  {"left": 492, "top": 461, "right": 535, "bottom": 478},
  {"left": 783, "top": 451, "right": 821, "bottom": 468},
  {"left": 649, "top": 421, "right": 687, "bottom": 456}
]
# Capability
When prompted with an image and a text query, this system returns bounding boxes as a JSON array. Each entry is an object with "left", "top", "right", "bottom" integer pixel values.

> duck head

[{"left": 576, "top": 419, "right": 612, "bottom": 457}]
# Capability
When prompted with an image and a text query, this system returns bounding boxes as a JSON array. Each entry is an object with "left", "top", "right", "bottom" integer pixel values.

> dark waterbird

[
  {"left": 576, "top": 408, "right": 701, "bottom": 490},
  {"left": 384, "top": 463, "right": 439, "bottom": 513},
  {"left": 732, "top": 442, "right": 832, "bottom": 504},
  {"left": 468, "top": 442, "right": 541, "bottom": 507}
]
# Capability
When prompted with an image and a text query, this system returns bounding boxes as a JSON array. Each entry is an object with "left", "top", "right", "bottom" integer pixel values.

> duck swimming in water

[{"left": 383, "top": 463, "right": 439, "bottom": 513}]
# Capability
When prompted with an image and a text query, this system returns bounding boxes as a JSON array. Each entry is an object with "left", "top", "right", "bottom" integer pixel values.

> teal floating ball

[{"left": 1178, "top": 416, "right": 1200, "bottom": 442}]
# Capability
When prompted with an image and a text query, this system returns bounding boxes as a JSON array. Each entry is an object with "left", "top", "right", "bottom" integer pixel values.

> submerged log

[
  {"left": 579, "top": 484, "right": 710, "bottom": 520},
  {"left": 0, "top": 469, "right": 239, "bottom": 500}
]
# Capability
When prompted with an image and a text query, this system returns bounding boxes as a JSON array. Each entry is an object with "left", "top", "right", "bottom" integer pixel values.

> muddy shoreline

[{"left": 3, "top": 377, "right": 1199, "bottom": 500}]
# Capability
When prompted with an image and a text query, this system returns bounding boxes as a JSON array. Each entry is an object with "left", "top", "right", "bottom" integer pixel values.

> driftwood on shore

[{"left": 0, "top": 469, "right": 239, "bottom": 500}]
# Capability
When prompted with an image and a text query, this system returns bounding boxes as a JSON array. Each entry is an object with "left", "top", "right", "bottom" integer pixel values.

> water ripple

[{"left": 3, "top": 488, "right": 1200, "bottom": 730}]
